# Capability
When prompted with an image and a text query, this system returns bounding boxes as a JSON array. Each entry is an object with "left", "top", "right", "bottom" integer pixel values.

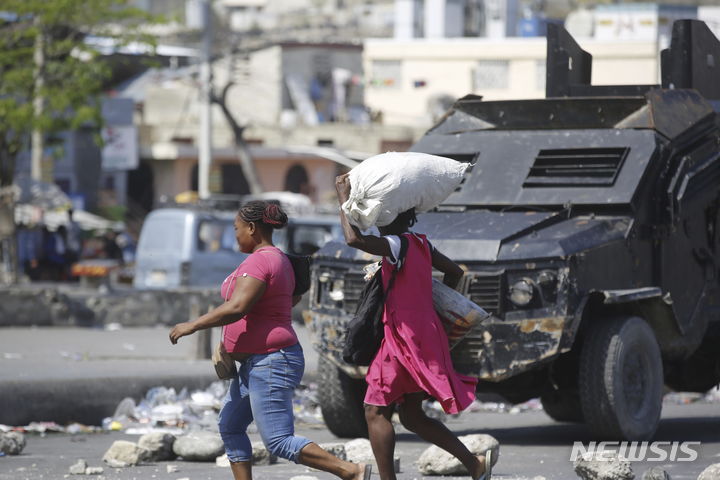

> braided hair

[{"left": 237, "top": 200, "right": 288, "bottom": 230}]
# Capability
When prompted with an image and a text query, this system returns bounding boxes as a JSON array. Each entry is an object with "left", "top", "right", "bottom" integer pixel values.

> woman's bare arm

[
  {"left": 335, "top": 174, "right": 392, "bottom": 257},
  {"left": 431, "top": 248, "right": 464, "bottom": 290},
  {"left": 169, "top": 276, "right": 266, "bottom": 344}
]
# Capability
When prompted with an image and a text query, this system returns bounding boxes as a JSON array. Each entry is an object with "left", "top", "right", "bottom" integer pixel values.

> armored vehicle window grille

[
  {"left": 523, "top": 147, "right": 629, "bottom": 188},
  {"left": 467, "top": 273, "right": 503, "bottom": 315},
  {"left": 342, "top": 271, "right": 366, "bottom": 313}
]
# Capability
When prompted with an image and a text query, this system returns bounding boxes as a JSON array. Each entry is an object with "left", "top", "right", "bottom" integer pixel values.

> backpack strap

[{"left": 385, "top": 235, "right": 409, "bottom": 293}]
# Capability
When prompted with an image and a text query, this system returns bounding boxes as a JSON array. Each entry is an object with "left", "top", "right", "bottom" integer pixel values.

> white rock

[
  {"left": 166, "top": 464, "right": 179, "bottom": 473},
  {"left": 215, "top": 454, "right": 230, "bottom": 468},
  {"left": 344, "top": 438, "right": 399, "bottom": 472},
  {"left": 84, "top": 467, "right": 104, "bottom": 475},
  {"left": 573, "top": 452, "right": 634, "bottom": 480},
  {"left": 417, "top": 433, "right": 499, "bottom": 475},
  {"left": 68, "top": 459, "right": 87, "bottom": 475},
  {"left": 698, "top": 463, "right": 720, "bottom": 480},
  {"left": 102, "top": 441, "right": 149, "bottom": 468},
  {"left": 173, "top": 432, "right": 224, "bottom": 462},
  {"left": 252, "top": 441, "right": 277, "bottom": 465}
]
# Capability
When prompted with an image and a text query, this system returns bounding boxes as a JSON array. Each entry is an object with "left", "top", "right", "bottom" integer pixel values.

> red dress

[{"left": 364, "top": 233, "right": 478, "bottom": 414}]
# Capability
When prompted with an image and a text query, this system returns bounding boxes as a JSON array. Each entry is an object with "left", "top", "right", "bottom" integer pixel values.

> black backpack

[
  {"left": 286, "top": 253, "right": 311, "bottom": 296},
  {"left": 342, "top": 236, "right": 408, "bottom": 366}
]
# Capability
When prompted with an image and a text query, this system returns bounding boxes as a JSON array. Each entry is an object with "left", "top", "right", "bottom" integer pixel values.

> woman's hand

[
  {"left": 169, "top": 321, "right": 196, "bottom": 345},
  {"left": 335, "top": 174, "right": 351, "bottom": 204}
]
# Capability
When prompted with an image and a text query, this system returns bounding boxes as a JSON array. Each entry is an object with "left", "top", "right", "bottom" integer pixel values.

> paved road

[
  {"left": 0, "top": 326, "right": 319, "bottom": 426},
  {"left": 0, "top": 325, "right": 318, "bottom": 382},
  {"left": 1, "top": 402, "right": 718, "bottom": 480}
]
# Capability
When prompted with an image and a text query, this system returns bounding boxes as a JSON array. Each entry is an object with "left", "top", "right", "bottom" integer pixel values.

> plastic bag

[{"left": 342, "top": 152, "right": 468, "bottom": 230}]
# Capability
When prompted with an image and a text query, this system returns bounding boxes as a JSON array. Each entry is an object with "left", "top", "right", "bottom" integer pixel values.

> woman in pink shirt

[{"left": 170, "top": 201, "right": 371, "bottom": 480}]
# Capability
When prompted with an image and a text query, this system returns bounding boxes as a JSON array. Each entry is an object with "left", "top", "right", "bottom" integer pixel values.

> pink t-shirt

[{"left": 221, "top": 246, "right": 298, "bottom": 354}]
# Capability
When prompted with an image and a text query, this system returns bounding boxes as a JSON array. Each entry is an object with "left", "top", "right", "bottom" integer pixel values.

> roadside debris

[
  {"left": 138, "top": 432, "right": 176, "bottom": 461},
  {"left": 698, "top": 464, "right": 720, "bottom": 480},
  {"left": 641, "top": 466, "right": 670, "bottom": 480},
  {"left": 102, "top": 440, "right": 149, "bottom": 467},
  {"left": 0, "top": 431, "right": 26, "bottom": 455},
  {"left": 68, "top": 459, "right": 105, "bottom": 476},
  {"left": 416, "top": 434, "right": 499, "bottom": 476},
  {"left": 573, "top": 451, "right": 634, "bottom": 480},
  {"left": 345, "top": 438, "right": 399, "bottom": 473},
  {"left": 172, "top": 431, "right": 224, "bottom": 461}
]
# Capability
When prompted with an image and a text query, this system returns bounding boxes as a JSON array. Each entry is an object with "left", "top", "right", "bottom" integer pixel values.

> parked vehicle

[
  {"left": 134, "top": 208, "right": 341, "bottom": 293},
  {"left": 134, "top": 208, "right": 242, "bottom": 289},
  {"left": 306, "top": 20, "right": 720, "bottom": 441}
]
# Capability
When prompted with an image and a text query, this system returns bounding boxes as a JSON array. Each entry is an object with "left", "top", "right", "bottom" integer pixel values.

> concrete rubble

[
  {"left": 251, "top": 440, "right": 278, "bottom": 465},
  {"left": 641, "top": 467, "right": 670, "bottom": 480},
  {"left": 698, "top": 463, "right": 720, "bottom": 480},
  {"left": 416, "top": 433, "right": 499, "bottom": 476},
  {"left": 68, "top": 458, "right": 105, "bottom": 476},
  {"left": 68, "top": 459, "right": 88, "bottom": 475},
  {"left": 102, "top": 440, "right": 150, "bottom": 467},
  {"left": 0, "top": 431, "right": 26, "bottom": 455},
  {"left": 573, "top": 451, "right": 634, "bottom": 480},
  {"left": 172, "top": 431, "right": 225, "bottom": 461},
  {"left": 345, "top": 438, "right": 400, "bottom": 473},
  {"left": 137, "top": 432, "right": 176, "bottom": 461},
  {"left": 319, "top": 442, "right": 347, "bottom": 461}
]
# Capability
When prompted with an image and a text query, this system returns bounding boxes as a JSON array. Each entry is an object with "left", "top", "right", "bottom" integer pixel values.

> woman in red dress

[{"left": 336, "top": 175, "right": 492, "bottom": 480}]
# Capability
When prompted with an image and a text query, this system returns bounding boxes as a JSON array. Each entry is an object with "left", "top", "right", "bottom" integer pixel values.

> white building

[{"left": 364, "top": 36, "right": 660, "bottom": 127}]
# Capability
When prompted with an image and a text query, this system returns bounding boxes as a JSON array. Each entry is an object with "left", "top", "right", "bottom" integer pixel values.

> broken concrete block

[
  {"left": 216, "top": 454, "right": 230, "bottom": 468},
  {"left": 138, "top": 432, "right": 177, "bottom": 461},
  {"left": 0, "top": 431, "right": 26, "bottom": 455},
  {"left": 417, "top": 434, "right": 499, "bottom": 476},
  {"left": 344, "top": 438, "right": 399, "bottom": 473},
  {"left": 573, "top": 452, "right": 634, "bottom": 480},
  {"left": 252, "top": 441, "right": 278, "bottom": 465},
  {"left": 641, "top": 467, "right": 670, "bottom": 480},
  {"left": 698, "top": 463, "right": 720, "bottom": 480},
  {"left": 173, "top": 432, "right": 224, "bottom": 462},
  {"left": 68, "top": 459, "right": 88, "bottom": 475},
  {"left": 319, "top": 442, "right": 347, "bottom": 461},
  {"left": 102, "top": 440, "right": 149, "bottom": 467}
]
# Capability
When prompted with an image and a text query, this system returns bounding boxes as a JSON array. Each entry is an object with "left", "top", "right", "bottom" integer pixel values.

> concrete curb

[{"left": 0, "top": 374, "right": 217, "bottom": 426}]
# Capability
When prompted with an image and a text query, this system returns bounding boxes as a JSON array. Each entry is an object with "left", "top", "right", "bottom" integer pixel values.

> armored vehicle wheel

[
  {"left": 317, "top": 356, "right": 368, "bottom": 438},
  {"left": 540, "top": 389, "right": 583, "bottom": 423},
  {"left": 579, "top": 316, "right": 663, "bottom": 440}
]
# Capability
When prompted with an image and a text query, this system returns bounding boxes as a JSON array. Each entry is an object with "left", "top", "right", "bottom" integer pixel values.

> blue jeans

[{"left": 218, "top": 343, "right": 311, "bottom": 463}]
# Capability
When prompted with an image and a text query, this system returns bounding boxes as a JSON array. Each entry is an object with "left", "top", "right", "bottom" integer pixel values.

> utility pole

[
  {"left": 198, "top": 0, "right": 212, "bottom": 200},
  {"left": 31, "top": 15, "right": 45, "bottom": 182}
]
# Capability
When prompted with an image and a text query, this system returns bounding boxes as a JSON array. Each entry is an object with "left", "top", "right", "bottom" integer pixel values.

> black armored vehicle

[{"left": 307, "top": 20, "right": 720, "bottom": 441}]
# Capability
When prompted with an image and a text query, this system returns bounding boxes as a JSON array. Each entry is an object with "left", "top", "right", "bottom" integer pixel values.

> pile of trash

[
  {"left": 101, "top": 380, "right": 325, "bottom": 435},
  {"left": 101, "top": 382, "right": 228, "bottom": 435},
  {"left": 664, "top": 386, "right": 720, "bottom": 405}
]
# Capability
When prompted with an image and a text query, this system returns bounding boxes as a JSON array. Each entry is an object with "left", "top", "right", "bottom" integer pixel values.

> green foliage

[{"left": 0, "top": 0, "right": 162, "bottom": 177}]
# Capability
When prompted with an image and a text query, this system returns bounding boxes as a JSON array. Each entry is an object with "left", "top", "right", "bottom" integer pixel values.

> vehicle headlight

[
  {"left": 328, "top": 279, "right": 344, "bottom": 302},
  {"left": 509, "top": 279, "right": 534, "bottom": 306}
]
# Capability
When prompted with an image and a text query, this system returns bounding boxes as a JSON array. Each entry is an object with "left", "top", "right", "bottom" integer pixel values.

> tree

[{"left": 0, "top": 0, "right": 158, "bottom": 284}]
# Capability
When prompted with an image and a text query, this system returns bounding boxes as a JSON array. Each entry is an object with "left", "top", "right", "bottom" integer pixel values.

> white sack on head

[{"left": 342, "top": 152, "right": 468, "bottom": 230}]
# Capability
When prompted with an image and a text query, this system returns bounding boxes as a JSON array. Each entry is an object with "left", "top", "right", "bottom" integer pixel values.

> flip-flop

[
  {"left": 477, "top": 450, "right": 492, "bottom": 480},
  {"left": 360, "top": 463, "right": 372, "bottom": 480}
]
